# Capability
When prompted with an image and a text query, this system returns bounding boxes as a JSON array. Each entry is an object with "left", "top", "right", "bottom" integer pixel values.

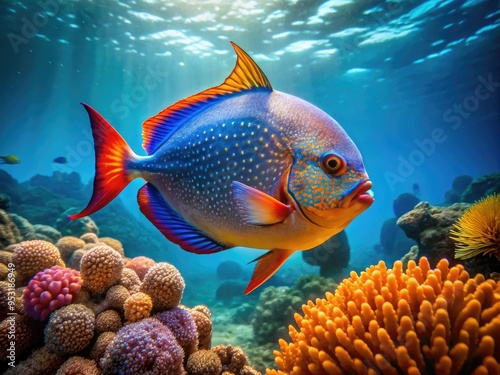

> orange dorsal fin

[
  {"left": 245, "top": 249, "right": 294, "bottom": 294},
  {"left": 142, "top": 42, "right": 272, "bottom": 154}
]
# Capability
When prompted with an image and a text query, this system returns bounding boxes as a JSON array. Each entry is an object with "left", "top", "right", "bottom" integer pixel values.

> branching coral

[
  {"left": 450, "top": 193, "right": 500, "bottom": 260},
  {"left": 267, "top": 257, "right": 500, "bottom": 375}
]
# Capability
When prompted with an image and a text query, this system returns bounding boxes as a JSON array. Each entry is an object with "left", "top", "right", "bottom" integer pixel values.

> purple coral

[
  {"left": 23, "top": 265, "right": 82, "bottom": 321},
  {"left": 100, "top": 318, "right": 185, "bottom": 375},
  {"left": 155, "top": 307, "right": 199, "bottom": 357}
]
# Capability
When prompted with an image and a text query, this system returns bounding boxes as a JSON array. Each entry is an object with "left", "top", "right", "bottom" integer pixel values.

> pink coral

[
  {"left": 125, "top": 256, "right": 155, "bottom": 281},
  {"left": 22, "top": 265, "right": 82, "bottom": 321}
]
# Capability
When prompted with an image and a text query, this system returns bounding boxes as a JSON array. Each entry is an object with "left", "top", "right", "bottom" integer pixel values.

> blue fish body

[{"left": 71, "top": 43, "right": 374, "bottom": 293}]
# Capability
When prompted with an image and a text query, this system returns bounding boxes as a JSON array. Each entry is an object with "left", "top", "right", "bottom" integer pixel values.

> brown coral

[
  {"left": 12, "top": 240, "right": 62, "bottom": 279},
  {"left": 95, "top": 309, "right": 122, "bottom": 334},
  {"left": 190, "top": 307, "right": 212, "bottom": 350},
  {"left": 105, "top": 285, "right": 130, "bottom": 312},
  {"left": 56, "top": 236, "right": 85, "bottom": 261},
  {"left": 4, "top": 346, "right": 65, "bottom": 375},
  {"left": 45, "top": 304, "right": 95, "bottom": 355},
  {"left": 80, "top": 245, "right": 123, "bottom": 294},
  {"left": 187, "top": 349, "right": 222, "bottom": 375},
  {"left": 55, "top": 356, "right": 101, "bottom": 375},
  {"left": 0, "top": 314, "right": 43, "bottom": 361},
  {"left": 80, "top": 232, "right": 99, "bottom": 244},
  {"left": 124, "top": 292, "right": 153, "bottom": 323},
  {"left": 140, "top": 262, "right": 185, "bottom": 310},
  {"left": 99, "top": 237, "right": 125, "bottom": 257},
  {"left": 125, "top": 256, "right": 156, "bottom": 281},
  {"left": 267, "top": 257, "right": 500, "bottom": 375},
  {"left": 119, "top": 267, "right": 141, "bottom": 292},
  {"left": 451, "top": 193, "right": 500, "bottom": 260},
  {"left": 90, "top": 331, "right": 116, "bottom": 362},
  {"left": 212, "top": 345, "right": 250, "bottom": 373}
]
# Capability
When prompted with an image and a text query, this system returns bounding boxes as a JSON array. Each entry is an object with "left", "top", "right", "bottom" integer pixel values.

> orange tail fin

[{"left": 69, "top": 104, "right": 135, "bottom": 220}]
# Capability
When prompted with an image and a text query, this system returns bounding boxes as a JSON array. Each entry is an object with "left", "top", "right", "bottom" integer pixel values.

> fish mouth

[
  {"left": 299, "top": 179, "right": 374, "bottom": 228},
  {"left": 342, "top": 179, "right": 374, "bottom": 208}
]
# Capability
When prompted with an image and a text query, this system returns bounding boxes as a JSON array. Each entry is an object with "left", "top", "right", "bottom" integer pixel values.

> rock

[
  {"left": 55, "top": 209, "right": 99, "bottom": 237},
  {"left": 32, "top": 224, "right": 62, "bottom": 243},
  {"left": 9, "top": 214, "right": 37, "bottom": 240},
  {"left": 393, "top": 193, "right": 420, "bottom": 218},
  {"left": 461, "top": 172, "right": 500, "bottom": 203},
  {"left": 216, "top": 260, "right": 243, "bottom": 280},
  {"left": 452, "top": 175, "right": 473, "bottom": 194},
  {"left": 397, "top": 201, "right": 500, "bottom": 277},
  {"left": 0, "top": 193, "right": 10, "bottom": 210},
  {"left": 380, "top": 218, "right": 416, "bottom": 258},
  {"left": 302, "top": 230, "right": 350, "bottom": 277},
  {"left": 215, "top": 280, "right": 246, "bottom": 302},
  {"left": 0, "top": 209, "right": 22, "bottom": 248}
]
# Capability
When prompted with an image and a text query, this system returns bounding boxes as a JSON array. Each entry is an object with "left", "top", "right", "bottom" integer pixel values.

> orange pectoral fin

[
  {"left": 232, "top": 181, "right": 293, "bottom": 225},
  {"left": 245, "top": 249, "right": 295, "bottom": 294}
]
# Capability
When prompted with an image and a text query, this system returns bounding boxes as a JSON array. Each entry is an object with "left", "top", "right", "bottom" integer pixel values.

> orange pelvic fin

[
  {"left": 70, "top": 104, "right": 135, "bottom": 220},
  {"left": 245, "top": 249, "right": 295, "bottom": 294}
]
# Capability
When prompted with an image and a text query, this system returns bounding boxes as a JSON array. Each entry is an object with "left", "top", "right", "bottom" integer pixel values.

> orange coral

[
  {"left": 267, "top": 257, "right": 500, "bottom": 375},
  {"left": 124, "top": 292, "right": 153, "bottom": 322},
  {"left": 450, "top": 193, "right": 500, "bottom": 260}
]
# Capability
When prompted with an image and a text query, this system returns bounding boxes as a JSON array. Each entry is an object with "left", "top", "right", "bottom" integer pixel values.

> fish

[
  {"left": 70, "top": 42, "right": 374, "bottom": 294},
  {"left": 53, "top": 156, "right": 68, "bottom": 164},
  {"left": 0, "top": 155, "right": 20, "bottom": 164}
]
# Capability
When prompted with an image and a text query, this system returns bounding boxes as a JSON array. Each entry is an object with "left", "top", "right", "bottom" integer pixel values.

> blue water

[{"left": 1, "top": 0, "right": 499, "bottom": 283}]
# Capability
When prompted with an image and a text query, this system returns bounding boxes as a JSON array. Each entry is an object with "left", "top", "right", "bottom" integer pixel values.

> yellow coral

[
  {"left": 267, "top": 257, "right": 500, "bottom": 375},
  {"left": 450, "top": 193, "right": 500, "bottom": 259}
]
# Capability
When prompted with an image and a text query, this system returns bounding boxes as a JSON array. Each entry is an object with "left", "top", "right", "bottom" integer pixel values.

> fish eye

[{"left": 321, "top": 152, "right": 346, "bottom": 175}]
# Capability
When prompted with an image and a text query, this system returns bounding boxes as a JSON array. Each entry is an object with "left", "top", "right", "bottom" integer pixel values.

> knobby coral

[
  {"left": 267, "top": 257, "right": 500, "bottom": 375},
  {"left": 23, "top": 265, "right": 82, "bottom": 321},
  {"left": 123, "top": 291, "right": 153, "bottom": 322},
  {"left": 140, "top": 262, "right": 185, "bottom": 310},
  {"left": 12, "top": 240, "right": 63, "bottom": 279},
  {"left": 80, "top": 245, "right": 123, "bottom": 294},
  {"left": 450, "top": 193, "right": 500, "bottom": 260}
]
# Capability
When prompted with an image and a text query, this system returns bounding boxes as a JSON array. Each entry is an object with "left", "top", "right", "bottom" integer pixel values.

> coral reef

[
  {"left": 267, "top": 257, "right": 500, "bottom": 375},
  {"left": 212, "top": 344, "right": 251, "bottom": 374},
  {"left": 450, "top": 193, "right": 500, "bottom": 260},
  {"left": 302, "top": 231, "right": 350, "bottom": 278},
  {"left": 23, "top": 265, "right": 83, "bottom": 321},
  {"left": 0, "top": 229, "right": 261, "bottom": 374},
  {"left": 0, "top": 209, "right": 22, "bottom": 248},
  {"left": 187, "top": 349, "right": 222, "bottom": 375},
  {"left": 398, "top": 201, "right": 500, "bottom": 276},
  {"left": 252, "top": 275, "right": 337, "bottom": 346},
  {"left": 445, "top": 175, "right": 473, "bottom": 204},
  {"left": 461, "top": 172, "right": 500, "bottom": 203}
]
